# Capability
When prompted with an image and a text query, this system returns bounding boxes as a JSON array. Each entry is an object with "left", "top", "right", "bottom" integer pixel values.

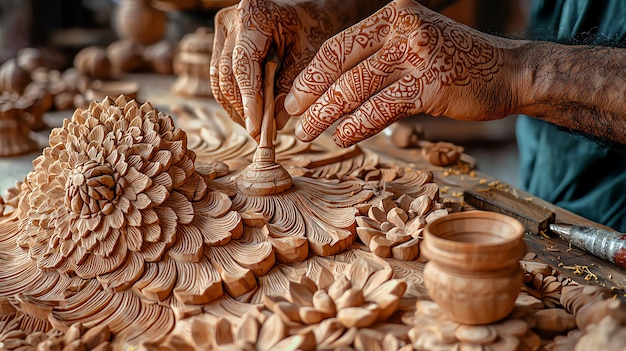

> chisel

[{"left": 549, "top": 223, "right": 626, "bottom": 269}]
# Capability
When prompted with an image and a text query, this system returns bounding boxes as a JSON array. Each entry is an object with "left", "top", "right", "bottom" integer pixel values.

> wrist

[{"left": 509, "top": 40, "right": 546, "bottom": 118}]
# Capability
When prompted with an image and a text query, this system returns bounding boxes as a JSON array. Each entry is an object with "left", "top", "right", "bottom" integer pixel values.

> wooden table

[{"left": 3, "top": 73, "right": 625, "bottom": 299}]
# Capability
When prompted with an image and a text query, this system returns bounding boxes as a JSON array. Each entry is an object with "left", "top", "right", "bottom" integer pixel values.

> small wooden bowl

[
  {"left": 85, "top": 80, "right": 139, "bottom": 102},
  {"left": 422, "top": 210, "right": 526, "bottom": 325}
]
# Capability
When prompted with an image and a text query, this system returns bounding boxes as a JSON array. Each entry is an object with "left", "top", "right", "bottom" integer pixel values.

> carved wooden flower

[
  {"left": 421, "top": 141, "right": 464, "bottom": 167},
  {"left": 521, "top": 260, "right": 575, "bottom": 308},
  {"left": 406, "top": 300, "right": 542, "bottom": 350},
  {"left": 355, "top": 169, "right": 447, "bottom": 260},
  {"left": 0, "top": 96, "right": 277, "bottom": 345},
  {"left": 16, "top": 96, "right": 217, "bottom": 279},
  {"left": 262, "top": 258, "right": 407, "bottom": 348}
]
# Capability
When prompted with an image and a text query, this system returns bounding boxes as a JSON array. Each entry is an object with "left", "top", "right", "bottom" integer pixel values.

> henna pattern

[
  {"left": 211, "top": 0, "right": 348, "bottom": 136},
  {"left": 292, "top": 0, "right": 509, "bottom": 147}
]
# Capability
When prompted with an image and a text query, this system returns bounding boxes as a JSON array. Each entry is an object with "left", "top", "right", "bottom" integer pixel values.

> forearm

[{"left": 515, "top": 42, "right": 626, "bottom": 144}]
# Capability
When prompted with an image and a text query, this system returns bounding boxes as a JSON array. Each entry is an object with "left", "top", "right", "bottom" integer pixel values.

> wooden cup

[{"left": 422, "top": 210, "right": 526, "bottom": 325}]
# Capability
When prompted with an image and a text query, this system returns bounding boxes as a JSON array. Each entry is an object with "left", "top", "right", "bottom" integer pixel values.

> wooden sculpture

[
  {"left": 0, "top": 96, "right": 277, "bottom": 346},
  {"left": 114, "top": 0, "right": 167, "bottom": 46},
  {"left": 16, "top": 48, "right": 47, "bottom": 73},
  {"left": 157, "top": 255, "right": 416, "bottom": 350},
  {"left": 74, "top": 46, "right": 113, "bottom": 79},
  {"left": 0, "top": 93, "right": 39, "bottom": 156},
  {"left": 1, "top": 84, "right": 626, "bottom": 349},
  {"left": 144, "top": 40, "right": 176, "bottom": 75},
  {"left": 0, "top": 59, "right": 30, "bottom": 94},
  {"left": 421, "top": 141, "right": 465, "bottom": 167},
  {"left": 28, "top": 68, "right": 92, "bottom": 111},
  {"left": 356, "top": 175, "right": 445, "bottom": 261},
  {"left": 220, "top": 58, "right": 375, "bottom": 261},
  {"left": 172, "top": 28, "right": 213, "bottom": 96},
  {"left": 106, "top": 39, "right": 146, "bottom": 74}
]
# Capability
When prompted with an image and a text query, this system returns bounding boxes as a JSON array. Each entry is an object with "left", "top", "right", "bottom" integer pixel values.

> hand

[
  {"left": 286, "top": 0, "right": 519, "bottom": 147},
  {"left": 211, "top": 0, "right": 352, "bottom": 138}
]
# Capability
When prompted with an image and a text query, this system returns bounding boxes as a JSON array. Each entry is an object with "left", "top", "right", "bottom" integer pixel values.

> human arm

[
  {"left": 515, "top": 42, "right": 626, "bottom": 144},
  {"left": 286, "top": 0, "right": 626, "bottom": 147}
]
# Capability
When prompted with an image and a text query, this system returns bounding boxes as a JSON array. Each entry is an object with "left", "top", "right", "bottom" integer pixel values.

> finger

[
  {"left": 218, "top": 27, "right": 246, "bottom": 126},
  {"left": 333, "top": 73, "right": 422, "bottom": 148},
  {"left": 285, "top": 5, "right": 398, "bottom": 116},
  {"left": 294, "top": 37, "right": 412, "bottom": 142},
  {"left": 274, "top": 50, "right": 305, "bottom": 130},
  {"left": 211, "top": 7, "right": 244, "bottom": 127},
  {"left": 232, "top": 32, "right": 270, "bottom": 138},
  {"left": 275, "top": 91, "right": 290, "bottom": 131}
]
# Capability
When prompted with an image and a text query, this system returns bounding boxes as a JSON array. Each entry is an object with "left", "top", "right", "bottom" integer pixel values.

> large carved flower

[
  {"left": 0, "top": 96, "right": 276, "bottom": 345},
  {"left": 16, "top": 96, "right": 221, "bottom": 279}
]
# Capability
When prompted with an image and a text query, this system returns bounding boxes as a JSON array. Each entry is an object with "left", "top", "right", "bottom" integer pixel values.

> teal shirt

[{"left": 517, "top": 0, "right": 626, "bottom": 231}]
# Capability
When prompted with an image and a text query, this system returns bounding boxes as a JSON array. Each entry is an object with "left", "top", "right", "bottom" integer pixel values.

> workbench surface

[{"left": 2, "top": 73, "right": 625, "bottom": 299}]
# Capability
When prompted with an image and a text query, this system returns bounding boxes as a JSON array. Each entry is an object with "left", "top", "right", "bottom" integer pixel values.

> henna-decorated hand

[
  {"left": 211, "top": 0, "right": 366, "bottom": 138},
  {"left": 286, "top": 0, "right": 520, "bottom": 147}
]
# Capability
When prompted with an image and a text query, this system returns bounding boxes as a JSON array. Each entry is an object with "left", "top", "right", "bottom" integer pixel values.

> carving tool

[{"left": 549, "top": 223, "right": 626, "bottom": 269}]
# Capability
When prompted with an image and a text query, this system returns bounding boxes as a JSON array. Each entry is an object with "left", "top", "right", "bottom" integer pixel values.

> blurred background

[{"left": 0, "top": 0, "right": 531, "bottom": 184}]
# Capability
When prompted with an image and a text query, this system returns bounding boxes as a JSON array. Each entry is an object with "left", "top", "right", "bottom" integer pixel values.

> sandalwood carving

[
  {"left": 172, "top": 28, "right": 214, "bottom": 97},
  {"left": 0, "top": 94, "right": 39, "bottom": 157},
  {"left": 0, "top": 89, "right": 625, "bottom": 349},
  {"left": 0, "top": 96, "right": 274, "bottom": 346}
]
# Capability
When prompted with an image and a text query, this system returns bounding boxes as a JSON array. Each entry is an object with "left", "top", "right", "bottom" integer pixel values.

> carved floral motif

[
  {"left": 0, "top": 96, "right": 275, "bottom": 346},
  {"left": 1, "top": 92, "right": 625, "bottom": 349}
]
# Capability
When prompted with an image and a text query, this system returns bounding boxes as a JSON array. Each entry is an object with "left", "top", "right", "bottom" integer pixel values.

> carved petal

[
  {"left": 193, "top": 191, "right": 232, "bottom": 218},
  {"left": 172, "top": 253, "right": 223, "bottom": 305},
  {"left": 337, "top": 306, "right": 380, "bottom": 328},
  {"left": 236, "top": 313, "right": 260, "bottom": 345},
  {"left": 346, "top": 258, "right": 374, "bottom": 291},
  {"left": 314, "top": 318, "right": 347, "bottom": 348},
  {"left": 194, "top": 211, "right": 242, "bottom": 246},
  {"left": 362, "top": 267, "right": 394, "bottom": 297},
  {"left": 208, "top": 246, "right": 256, "bottom": 297},
  {"left": 74, "top": 238, "right": 128, "bottom": 279},
  {"left": 96, "top": 252, "right": 145, "bottom": 292},
  {"left": 257, "top": 314, "right": 288, "bottom": 351},
  {"left": 139, "top": 257, "right": 177, "bottom": 302},
  {"left": 220, "top": 240, "right": 274, "bottom": 277},
  {"left": 166, "top": 224, "right": 203, "bottom": 262},
  {"left": 153, "top": 206, "right": 177, "bottom": 243},
  {"left": 164, "top": 191, "right": 194, "bottom": 225},
  {"left": 213, "top": 317, "right": 234, "bottom": 346},
  {"left": 116, "top": 304, "right": 175, "bottom": 345},
  {"left": 270, "top": 331, "right": 316, "bottom": 351}
]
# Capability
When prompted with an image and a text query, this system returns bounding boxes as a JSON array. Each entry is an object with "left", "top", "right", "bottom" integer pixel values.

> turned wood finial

[{"left": 236, "top": 55, "right": 292, "bottom": 196}]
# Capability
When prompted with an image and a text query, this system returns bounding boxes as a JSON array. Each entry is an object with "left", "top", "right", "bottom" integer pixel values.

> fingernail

[
  {"left": 295, "top": 121, "right": 307, "bottom": 141},
  {"left": 276, "top": 109, "right": 290, "bottom": 130},
  {"left": 284, "top": 93, "right": 299, "bottom": 115}
]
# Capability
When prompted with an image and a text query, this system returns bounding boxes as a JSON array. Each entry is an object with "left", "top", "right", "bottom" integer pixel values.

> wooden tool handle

[{"left": 258, "top": 52, "right": 279, "bottom": 149}]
